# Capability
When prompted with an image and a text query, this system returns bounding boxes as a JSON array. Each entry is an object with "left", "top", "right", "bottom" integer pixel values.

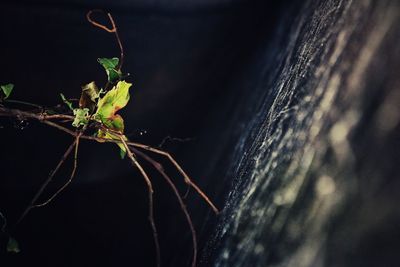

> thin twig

[
  {"left": 158, "top": 136, "right": 194, "bottom": 148},
  {"left": 34, "top": 133, "right": 81, "bottom": 208},
  {"left": 119, "top": 135, "right": 161, "bottom": 267},
  {"left": 0, "top": 106, "right": 74, "bottom": 121},
  {"left": 128, "top": 143, "right": 219, "bottom": 214},
  {"left": 93, "top": 126, "right": 219, "bottom": 214},
  {"left": 132, "top": 147, "right": 198, "bottom": 267},
  {"left": 5, "top": 99, "right": 43, "bottom": 109},
  {"left": 0, "top": 106, "right": 219, "bottom": 216},
  {"left": 17, "top": 138, "right": 78, "bottom": 224},
  {"left": 86, "top": 10, "right": 124, "bottom": 70}
]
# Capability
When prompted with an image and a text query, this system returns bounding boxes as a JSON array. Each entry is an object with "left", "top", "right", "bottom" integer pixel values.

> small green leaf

[
  {"left": 98, "top": 57, "right": 121, "bottom": 82},
  {"left": 7, "top": 237, "right": 20, "bottom": 253},
  {"left": 98, "top": 57, "right": 119, "bottom": 69},
  {"left": 60, "top": 93, "right": 74, "bottom": 111},
  {"left": 72, "top": 108, "right": 89, "bottom": 127},
  {"left": 1, "top": 83, "right": 14, "bottom": 99}
]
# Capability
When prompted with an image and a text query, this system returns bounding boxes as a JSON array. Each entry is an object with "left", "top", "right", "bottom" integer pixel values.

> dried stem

[
  {"left": 5, "top": 99, "right": 43, "bottom": 109},
  {"left": 0, "top": 10, "right": 219, "bottom": 267},
  {"left": 86, "top": 9, "right": 124, "bottom": 70},
  {"left": 0, "top": 106, "right": 74, "bottom": 121},
  {"left": 0, "top": 105, "right": 218, "bottom": 267},
  {"left": 34, "top": 133, "right": 81, "bottom": 208},
  {"left": 17, "top": 137, "right": 78, "bottom": 224},
  {"left": 128, "top": 143, "right": 219, "bottom": 214},
  {"left": 0, "top": 106, "right": 219, "bottom": 214},
  {"left": 119, "top": 135, "right": 161, "bottom": 267},
  {"left": 132, "top": 147, "right": 198, "bottom": 267}
]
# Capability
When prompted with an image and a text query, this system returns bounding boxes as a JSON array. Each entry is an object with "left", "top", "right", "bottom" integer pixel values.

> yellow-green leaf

[
  {"left": 95, "top": 80, "right": 132, "bottom": 132},
  {"left": 97, "top": 129, "right": 127, "bottom": 158}
]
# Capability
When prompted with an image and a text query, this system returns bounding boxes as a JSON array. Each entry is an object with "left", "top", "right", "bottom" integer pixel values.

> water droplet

[{"left": 13, "top": 119, "right": 29, "bottom": 130}]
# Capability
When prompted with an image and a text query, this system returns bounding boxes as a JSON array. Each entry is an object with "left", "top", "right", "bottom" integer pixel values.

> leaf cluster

[{"left": 62, "top": 57, "right": 132, "bottom": 157}]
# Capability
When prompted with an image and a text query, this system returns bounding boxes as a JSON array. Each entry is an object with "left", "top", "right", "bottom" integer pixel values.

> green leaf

[
  {"left": 60, "top": 93, "right": 74, "bottom": 110},
  {"left": 72, "top": 108, "right": 89, "bottom": 128},
  {"left": 79, "top": 81, "right": 99, "bottom": 111},
  {"left": 1, "top": 83, "right": 14, "bottom": 99},
  {"left": 7, "top": 237, "right": 20, "bottom": 253},
  {"left": 97, "top": 130, "right": 127, "bottom": 159},
  {"left": 119, "top": 147, "right": 126, "bottom": 159},
  {"left": 98, "top": 57, "right": 119, "bottom": 69},
  {"left": 98, "top": 57, "right": 121, "bottom": 82},
  {"left": 95, "top": 80, "right": 132, "bottom": 157},
  {"left": 95, "top": 80, "right": 132, "bottom": 132}
]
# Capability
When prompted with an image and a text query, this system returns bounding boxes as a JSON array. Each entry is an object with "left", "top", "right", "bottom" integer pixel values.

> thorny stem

[
  {"left": 119, "top": 135, "right": 161, "bottom": 267},
  {"left": 17, "top": 137, "right": 78, "bottom": 224},
  {"left": 131, "top": 147, "right": 198, "bottom": 267}
]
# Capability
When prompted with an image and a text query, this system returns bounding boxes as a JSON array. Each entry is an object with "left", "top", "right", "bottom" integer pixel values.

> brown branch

[
  {"left": 127, "top": 143, "right": 220, "bottom": 214},
  {"left": 93, "top": 127, "right": 219, "bottom": 214},
  {"left": 86, "top": 9, "right": 124, "bottom": 70},
  {"left": 33, "top": 133, "right": 81, "bottom": 208},
  {"left": 0, "top": 107, "right": 219, "bottom": 253},
  {"left": 17, "top": 137, "right": 78, "bottom": 224},
  {"left": 0, "top": 106, "right": 74, "bottom": 121},
  {"left": 131, "top": 147, "right": 198, "bottom": 267},
  {"left": 119, "top": 135, "right": 161, "bottom": 267}
]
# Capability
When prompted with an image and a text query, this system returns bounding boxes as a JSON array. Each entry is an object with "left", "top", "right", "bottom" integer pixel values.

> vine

[{"left": 0, "top": 10, "right": 218, "bottom": 267}]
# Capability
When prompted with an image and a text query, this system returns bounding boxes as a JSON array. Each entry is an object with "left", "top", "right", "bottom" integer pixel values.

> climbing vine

[{"left": 0, "top": 10, "right": 218, "bottom": 267}]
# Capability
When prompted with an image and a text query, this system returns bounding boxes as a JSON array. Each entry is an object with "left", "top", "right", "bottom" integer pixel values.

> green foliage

[
  {"left": 98, "top": 57, "right": 121, "bottom": 82},
  {"left": 60, "top": 93, "right": 74, "bottom": 111},
  {"left": 7, "top": 237, "right": 20, "bottom": 253},
  {"left": 95, "top": 80, "right": 131, "bottom": 131},
  {"left": 59, "top": 63, "right": 131, "bottom": 158},
  {"left": 97, "top": 130, "right": 128, "bottom": 158},
  {"left": 72, "top": 108, "right": 90, "bottom": 128},
  {"left": 1, "top": 83, "right": 14, "bottom": 99},
  {"left": 95, "top": 80, "right": 132, "bottom": 157},
  {"left": 61, "top": 94, "right": 90, "bottom": 128}
]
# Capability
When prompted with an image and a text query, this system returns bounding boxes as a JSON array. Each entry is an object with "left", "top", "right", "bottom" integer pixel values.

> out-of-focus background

[{"left": 1, "top": 0, "right": 399, "bottom": 266}]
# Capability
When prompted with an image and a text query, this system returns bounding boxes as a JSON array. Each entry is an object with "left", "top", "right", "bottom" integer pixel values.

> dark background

[
  {"left": 0, "top": 0, "right": 287, "bottom": 266},
  {"left": 1, "top": 0, "right": 400, "bottom": 267}
]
